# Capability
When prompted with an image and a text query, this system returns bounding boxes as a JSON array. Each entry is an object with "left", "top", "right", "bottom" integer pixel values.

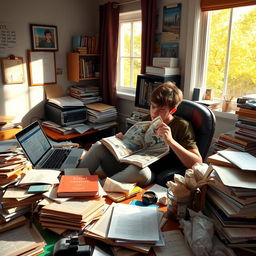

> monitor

[{"left": 135, "top": 74, "right": 181, "bottom": 111}]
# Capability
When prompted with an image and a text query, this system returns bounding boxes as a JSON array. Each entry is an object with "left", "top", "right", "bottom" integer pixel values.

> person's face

[
  {"left": 45, "top": 33, "right": 52, "bottom": 42},
  {"left": 150, "top": 102, "right": 171, "bottom": 123}
]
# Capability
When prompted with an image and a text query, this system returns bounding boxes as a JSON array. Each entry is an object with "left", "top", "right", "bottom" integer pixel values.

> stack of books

[
  {"left": 70, "top": 85, "right": 102, "bottom": 105},
  {"left": 1, "top": 187, "right": 43, "bottom": 223},
  {"left": 214, "top": 98, "right": 256, "bottom": 153},
  {"left": 85, "top": 103, "right": 118, "bottom": 130},
  {"left": 0, "top": 168, "right": 61, "bottom": 233},
  {"left": 145, "top": 57, "right": 180, "bottom": 77},
  {"left": 205, "top": 150, "right": 256, "bottom": 251},
  {"left": 39, "top": 198, "right": 105, "bottom": 231}
]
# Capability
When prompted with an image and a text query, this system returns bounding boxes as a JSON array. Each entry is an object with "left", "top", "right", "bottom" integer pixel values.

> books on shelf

[
  {"left": 72, "top": 35, "right": 98, "bottom": 54},
  {"left": 152, "top": 57, "right": 179, "bottom": 67},
  {"left": 145, "top": 66, "right": 180, "bottom": 76},
  {"left": 79, "top": 58, "right": 99, "bottom": 79},
  {"left": 100, "top": 116, "right": 169, "bottom": 168},
  {"left": 57, "top": 175, "right": 99, "bottom": 197}
]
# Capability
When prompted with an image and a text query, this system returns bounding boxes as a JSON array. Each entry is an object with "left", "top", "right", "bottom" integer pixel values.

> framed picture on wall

[
  {"left": 28, "top": 50, "right": 56, "bottom": 86},
  {"left": 30, "top": 24, "right": 58, "bottom": 51}
]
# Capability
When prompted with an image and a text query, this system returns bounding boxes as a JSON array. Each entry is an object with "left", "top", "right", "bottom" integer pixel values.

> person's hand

[
  {"left": 115, "top": 132, "right": 124, "bottom": 140},
  {"left": 156, "top": 123, "right": 173, "bottom": 144}
]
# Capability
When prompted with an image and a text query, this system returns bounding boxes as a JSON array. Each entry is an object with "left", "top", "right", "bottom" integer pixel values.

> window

[
  {"left": 202, "top": 5, "right": 256, "bottom": 100},
  {"left": 117, "top": 11, "right": 142, "bottom": 94}
]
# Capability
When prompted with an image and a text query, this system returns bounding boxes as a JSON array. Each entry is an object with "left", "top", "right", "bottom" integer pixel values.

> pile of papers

[
  {"left": 0, "top": 223, "right": 46, "bottom": 255},
  {"left": 85, "top": 103, "right": 118, "bottom": 130},
  {"left": 0, "top": 169, "right": 60, "bottom": 233},
  {"left": 204, "top": 151, "right": 256, "bottom": 249},
  {"left": 70, "top": 85, "right": 102, "bottom": 104},
  {"left": 86, "top": 203, "right": 163, "bottom": 254},
  {"left": 0, "top": 140, "right": 31, "bottom": 187}
]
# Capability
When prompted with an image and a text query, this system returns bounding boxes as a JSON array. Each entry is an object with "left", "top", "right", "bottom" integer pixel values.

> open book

[{"left": 101, "top": 116, "right": 169, "bottom": 168}]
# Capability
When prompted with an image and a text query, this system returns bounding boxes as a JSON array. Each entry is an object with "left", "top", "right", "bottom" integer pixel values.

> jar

[{"left": 167, "top": 188, "right": 191, "bottom": 220}]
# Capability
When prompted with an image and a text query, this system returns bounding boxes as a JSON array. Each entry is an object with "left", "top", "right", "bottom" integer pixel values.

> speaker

[{"left": 192, "top": 88, "right": 200, "bottom": 101}]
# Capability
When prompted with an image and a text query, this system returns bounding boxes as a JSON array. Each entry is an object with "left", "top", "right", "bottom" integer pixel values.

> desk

[
  {"left": 37, "top": 186, "right": 179, "bottom": 256},
  {"left": 0, "top": 128, "right": 22, "bottom": 140},
  {"left": 43, "top": 124, "right": 118, "bottom": 141}
]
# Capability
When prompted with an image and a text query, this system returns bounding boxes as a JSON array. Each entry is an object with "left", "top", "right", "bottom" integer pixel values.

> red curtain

[
  {"left": 99, "top": 2, "right": 119, "bottom": 106},
  {"left": 141, "top": 0, "right": 157, "bottom": 74},
  {"left": 201, "top": 0, "right": 256, "bottom": 11}
]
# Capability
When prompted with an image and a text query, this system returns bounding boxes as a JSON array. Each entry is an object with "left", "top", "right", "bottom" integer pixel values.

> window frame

[
  {"left": 116, "top": 10, "right": 142, "bottom": 95},
  {"left": 197, "top": 5, "right": 255, "bottom": 101}
]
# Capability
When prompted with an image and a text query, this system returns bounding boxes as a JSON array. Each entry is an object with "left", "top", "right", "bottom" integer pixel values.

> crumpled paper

[
  {"left": 180, "top": 209, "right": 235, "bottom": 256},
  {"left": 166, "top": 163, "right": 215, "bottom": 199}
]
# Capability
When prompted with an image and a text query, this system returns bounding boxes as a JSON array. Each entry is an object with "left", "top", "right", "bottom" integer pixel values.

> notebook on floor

[{"left": 16, "top": 121, "right": 83, "bottom": 170}]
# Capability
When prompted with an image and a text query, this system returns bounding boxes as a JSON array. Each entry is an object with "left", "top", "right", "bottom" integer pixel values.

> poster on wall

[
  {"left": 162, "top": 4, "right": 181, "bottom": 40},
  {"left": 0, "top": 23, "right": 16, "bottom": 52}
]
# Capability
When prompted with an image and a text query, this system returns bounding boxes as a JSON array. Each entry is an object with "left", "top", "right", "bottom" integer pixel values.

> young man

[{"left": 78, "top": 82, "right": 202, "bottom": 187}]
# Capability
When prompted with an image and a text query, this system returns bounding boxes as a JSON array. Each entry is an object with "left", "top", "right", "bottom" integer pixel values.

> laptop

[{"left": 16, "top": 121, "right": 83, "bottom": 170}]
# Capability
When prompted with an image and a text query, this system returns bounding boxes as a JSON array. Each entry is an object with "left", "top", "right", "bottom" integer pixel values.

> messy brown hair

[{"left": 151, "top": 82, "right": 183, "bottom": 110}]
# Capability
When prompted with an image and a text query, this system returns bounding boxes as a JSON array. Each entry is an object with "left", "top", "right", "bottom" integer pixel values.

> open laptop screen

[{"left": 16, "top": 121, "right": 52, "bottom": 166}]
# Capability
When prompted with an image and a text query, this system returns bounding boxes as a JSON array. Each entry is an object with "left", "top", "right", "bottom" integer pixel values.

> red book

[{"left": 57, "top": 175, "right": 98, "bottom": 197}]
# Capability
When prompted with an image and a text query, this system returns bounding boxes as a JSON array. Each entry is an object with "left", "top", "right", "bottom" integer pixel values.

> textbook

[
  {"left": 57, "top": 175, "right": 99, "bottom": 197},
  {"left": 100, "top": 116, "right": 169, "bottom": 168}
]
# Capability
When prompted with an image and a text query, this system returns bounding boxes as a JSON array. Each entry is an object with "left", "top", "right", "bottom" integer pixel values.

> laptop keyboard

[{"left": 42, "top": 149, "right": 71, "bottom": 168}]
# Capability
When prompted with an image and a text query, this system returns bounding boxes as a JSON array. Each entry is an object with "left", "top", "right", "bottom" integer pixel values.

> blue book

[
  {"left": 72, "top": 35, "right": 81, "bottom": 51},
  {"left": 27, "top": 184, "right": 51, "bottom": 194}
]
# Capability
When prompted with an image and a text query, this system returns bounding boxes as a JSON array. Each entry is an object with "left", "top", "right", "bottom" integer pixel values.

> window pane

[
  {"left": 132, "top": 58, "right": 141, "bottom": 88},
  {"left": 133, "top": 21, "right": 142, "bottom": 57},
  {"left": 206, "top": 9, "right": 230, "bottom": 99},
  {"left": 227, "top": 6, "right": 256, "bottom": 98},
  {"left": 120, "top": 57, "right": 131, "bottom": 87},
  {"left": 120, "top": 23, "right": 131, "bottom": 57}
]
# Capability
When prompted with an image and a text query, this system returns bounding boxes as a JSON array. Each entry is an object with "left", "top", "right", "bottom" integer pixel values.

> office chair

[{"left": 155, "top": 99, "right": 216, "bottom": 187}]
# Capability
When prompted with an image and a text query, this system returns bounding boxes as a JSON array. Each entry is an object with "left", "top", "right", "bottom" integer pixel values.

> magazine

[{"left": 100, "top": 116, "right": 169, "bottom": 168}]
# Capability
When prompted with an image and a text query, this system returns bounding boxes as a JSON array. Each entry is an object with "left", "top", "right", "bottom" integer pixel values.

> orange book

[
  {"left": 57, "top": 175, "right": 99, "bottom": 197},
  {"left": 235, "top": 110, "right": 256, "bottom": 119}
]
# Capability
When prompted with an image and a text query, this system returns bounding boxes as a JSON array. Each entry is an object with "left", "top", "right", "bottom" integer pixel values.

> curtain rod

[{"left": 115, "top": 0, "right": 140, "bottom": 6}]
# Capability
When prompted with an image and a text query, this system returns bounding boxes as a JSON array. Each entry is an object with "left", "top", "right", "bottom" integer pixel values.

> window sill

[
  {"left": 212, "top": 109, "right": 237, "bottom": 120},
  {"left": 117, "top": 91, "right": 135, "bottom": 101}
]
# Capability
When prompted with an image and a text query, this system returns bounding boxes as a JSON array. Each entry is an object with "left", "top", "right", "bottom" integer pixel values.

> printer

[{"left": 45, "top": 102, "right": 87, "bottom": 126}]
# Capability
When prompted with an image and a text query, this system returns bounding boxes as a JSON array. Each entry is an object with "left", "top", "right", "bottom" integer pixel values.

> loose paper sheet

[
  {"left": 18, "top": 169, "right": 60, "bottom": 185},
  {"left": 107, "top": 203, "right": 159, "bottom": 242}
]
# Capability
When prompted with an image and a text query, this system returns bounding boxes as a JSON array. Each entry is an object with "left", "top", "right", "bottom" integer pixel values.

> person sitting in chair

[{"left": 78, "top": 82, "right": 202, "bottom": 187}]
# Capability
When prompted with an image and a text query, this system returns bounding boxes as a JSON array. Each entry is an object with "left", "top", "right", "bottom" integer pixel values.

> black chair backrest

[{"left": 175, "top": 99, "right": 216, "bottom": 160}]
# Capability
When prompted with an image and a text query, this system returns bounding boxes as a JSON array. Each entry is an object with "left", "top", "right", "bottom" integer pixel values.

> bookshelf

[{"left": 67, "top": 52, "right": 100, "bottom": 82}]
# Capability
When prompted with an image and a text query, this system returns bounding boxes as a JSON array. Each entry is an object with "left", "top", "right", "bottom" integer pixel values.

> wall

[{"left": 0, "top": 0, "right": 99, "bottom": 126}]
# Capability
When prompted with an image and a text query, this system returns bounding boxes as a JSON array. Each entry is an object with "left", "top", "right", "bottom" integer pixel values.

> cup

[{"left": 167, "top": 188, "right": 191, "bottom": 220}]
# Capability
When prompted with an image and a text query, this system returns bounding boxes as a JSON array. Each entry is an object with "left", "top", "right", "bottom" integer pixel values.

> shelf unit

[{"left": 67, "top": 52, "right": 100, "bottom": 82}]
